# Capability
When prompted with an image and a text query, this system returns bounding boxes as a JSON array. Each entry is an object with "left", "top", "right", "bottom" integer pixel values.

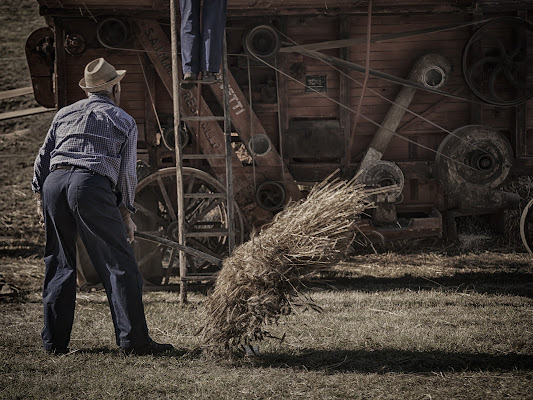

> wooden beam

[
  {"left": 339, "top": 15, "right": 351, "bottom": 173},
  {"left": 0, "top": 87, "right": 33, "bottom": 101},
  {"left": 276, "top": 17, "right": 290, "bottom": 173},
  {"left": 54, "top": 19, "right": 67, "bottom": 108},
  {"left": 207, "top": 60, "right": 301, "bottom": 201},
  {"left": 515, "top": 10, "right": 528, "bottom": 158},
  {"left": 469, "top": 11, "right": 483, "bottom": 125},
  {"left": 0, "top": 107, "right": 54, "bottom": 121}
]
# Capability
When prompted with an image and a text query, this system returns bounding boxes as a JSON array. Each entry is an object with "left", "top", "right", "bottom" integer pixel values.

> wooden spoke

[
  {"left": 164, "top": 248, "right": 178, "bottom": 285},
  {"left": 187, "top": 199, "right": 223, "bottom": 227},
  {"left": 157, "top": 175, "right": 177, "bottom": 222},
  {"left": 183, "top": 175, "right": 196, "bottom": 210},
  {"left": 137, "top": 245, "right": 163, "bottom": 267},
  {"left": 133, "top": 201, "right": 161, "bottom": 221}
]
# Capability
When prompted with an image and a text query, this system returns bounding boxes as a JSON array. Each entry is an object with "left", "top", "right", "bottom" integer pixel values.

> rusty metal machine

[{"left": 27, "top": 0, "right": 533, "bottom": 291}]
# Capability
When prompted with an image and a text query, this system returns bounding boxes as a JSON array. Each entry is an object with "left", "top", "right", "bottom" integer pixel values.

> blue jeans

[
  {"left": 41, "top": 167, "right": 150, "bottom": 350},
  {"left": 180, "top": 0, "right": 227, "bottom": 74}
]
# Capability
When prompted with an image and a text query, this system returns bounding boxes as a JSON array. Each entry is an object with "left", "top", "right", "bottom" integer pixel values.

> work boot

[
  {"left": 181, "top": 72, "right": 197, "bottom": 89},
  {"left": 202, "top": 71, "right": 217, "bottom": 83},
  {"left": 120, "top": 338, "right": 174, "bottom": 356},
  {"left": 45, "top": 347, "right": 70, "bottom": 355}
]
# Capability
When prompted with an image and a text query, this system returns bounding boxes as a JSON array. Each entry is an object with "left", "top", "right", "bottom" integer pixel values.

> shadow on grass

[
  {"left": 312, "top": 271, "right": 533, "bottom": 298},
  {"left": 75, "top": 346, "right": 190, "bottom": 358},
  {"left": 257, "top": 348, "right": 533, "bottom": 374}
]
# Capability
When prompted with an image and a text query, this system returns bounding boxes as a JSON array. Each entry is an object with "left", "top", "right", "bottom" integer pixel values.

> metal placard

[{"left": 305, "top": 75, "right": 327, "bottom": 92}]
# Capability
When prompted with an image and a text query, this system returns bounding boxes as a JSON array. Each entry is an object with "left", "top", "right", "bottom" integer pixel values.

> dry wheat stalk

[{"left": 200, "top": 174, "right": 387, "bottom": 357}]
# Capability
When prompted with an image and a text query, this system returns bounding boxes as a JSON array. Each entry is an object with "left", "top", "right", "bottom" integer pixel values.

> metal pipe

[
  {"left": 357, "top": 53, "right": 451, "bottom": 174},
  {"left": 368, "top": 53, "right": 451, "bottom": 154}
]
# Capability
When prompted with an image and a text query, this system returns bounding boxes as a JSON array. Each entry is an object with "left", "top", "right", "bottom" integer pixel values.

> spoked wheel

[
  {"left": 462, "top": 16, "right": 533, "bottom": 106},
  {"left": 132, "top": 167, "right": 244, "bottom": 285},
  {"left": 520, "top": 198, "right": 533, "bottom": 254}
]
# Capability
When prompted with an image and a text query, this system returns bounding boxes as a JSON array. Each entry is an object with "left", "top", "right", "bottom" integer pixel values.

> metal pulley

[
  {"left": 243, "top": 25, "right": 281, "bottom": 60},
  {"left": 248, "top": 134, "right": 272, "bottom": 157},
  {"left": 161, "top": 124, "right": 190, "bottom": 151},
  {"left": 360, "top": 160, "right": 404, "bottom": 203},
  {"left": 435, "top": 125, "right": 518, "bottom": 208},
  {"left": 65, "top": 33, "right": 86, "bottom": 55},
  {"left": 97, "top": 18, "right": 129, "bottom": 48},
  {"left": 256, "top": 181, "right": 286, "bottom": 211},
  {"left": 462, "top": 16, "right": 533, "bottom": 106}
]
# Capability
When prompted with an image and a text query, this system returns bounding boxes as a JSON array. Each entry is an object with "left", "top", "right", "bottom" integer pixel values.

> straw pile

[{"left": 201, "top": 174, "right": 381, "bottom": 357}]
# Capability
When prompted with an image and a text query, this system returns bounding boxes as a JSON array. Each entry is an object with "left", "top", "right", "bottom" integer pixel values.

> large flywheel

[
  {"left": 434, "top": 125, "right": 515, "bottom": 208},
  {"left": 132, "top": 167, "right": 244, "bottom": 285},
  {"left": 462, "top": 16, "right": 533, "bottom": 106},
  {"left": 520, "top": 198, "right": 533, "bottom": 254}
]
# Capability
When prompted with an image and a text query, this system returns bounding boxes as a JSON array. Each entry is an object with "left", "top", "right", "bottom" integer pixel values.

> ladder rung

[
  {"left": 181, "top": 116, "right": 225, "bottom": 121},
  {"left": 185, "top": 229, "right": 229, "bottom": 238},
  {"left": 180, "top": 274, "right": 217, "bottom": 282},
  {"left": 182, "top": 154, "right": 226, "bottom": 160},
  {"left": 181, "top": 79, "right": 222, "bottom": 85},
  {"left": 184, "top": 193, "right": 227, "bottom": 199}
]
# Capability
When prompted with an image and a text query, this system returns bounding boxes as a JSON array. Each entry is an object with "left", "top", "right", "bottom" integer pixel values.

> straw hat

[{"left": 79, "top": 58, "right": 126, "bottom": 92}]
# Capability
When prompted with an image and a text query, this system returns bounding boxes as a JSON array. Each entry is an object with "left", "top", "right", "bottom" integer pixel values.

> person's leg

[
  {"left": 180, "top": 0, "right": 201, "bottom": 75},
  {"left": 201, "top": 0, "right": 227, "bottom": 73},
  {"left": 68, "top": 171, "right": 150, "bottom": 349},
  {"left": 41, "top": 170, "right": 78, "bottom": 352}
]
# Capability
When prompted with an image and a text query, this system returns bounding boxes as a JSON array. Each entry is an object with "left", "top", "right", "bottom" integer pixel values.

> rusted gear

[{"left": 462, "top": 16, "right": 533, "bottom": 106}]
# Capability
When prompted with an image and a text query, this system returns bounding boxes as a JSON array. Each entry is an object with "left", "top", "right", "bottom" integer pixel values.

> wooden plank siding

[
  {"left": 39, "top": 0, "right": 532, "bottom": 221},
  {"left": 36, "top": 0, "right": 523, "bottom": 15}
]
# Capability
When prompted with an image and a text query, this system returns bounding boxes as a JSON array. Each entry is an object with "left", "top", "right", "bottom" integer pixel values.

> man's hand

[
  {"left": 120, "top": 206, "right": 137, "bottom": 243},
  {"left": 35, "top": 193, "right": 44, "bottom": 228},
  {"left": 123, "top": 213, "right": 137, "bottom": 243}
]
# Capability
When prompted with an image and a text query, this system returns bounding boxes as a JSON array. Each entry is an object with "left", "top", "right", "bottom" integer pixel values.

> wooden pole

[
  {"left": 221, "top": 32, "right": 235, "bottom": 254},
  {"left": 170, "top": 0, "right": 187, "bottom": 303}
]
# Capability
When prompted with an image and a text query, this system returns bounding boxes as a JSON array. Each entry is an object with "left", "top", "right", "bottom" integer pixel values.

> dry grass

[
  {"left": 0, "top": 2, "right": 531, "bottom": 399},
  {"left": 200, "top": 176, "right": 382, "bottom": 356},
  {"left": 1, "top": 255, "right": 532, "bottom": 400}
]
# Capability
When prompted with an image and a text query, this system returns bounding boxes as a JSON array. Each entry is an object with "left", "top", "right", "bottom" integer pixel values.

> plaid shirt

[{"left": 32, "top": 93, "right": 138, "bottom": 213}]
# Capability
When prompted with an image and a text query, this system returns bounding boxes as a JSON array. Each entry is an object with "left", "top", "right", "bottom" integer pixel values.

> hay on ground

[{"left": 201, "top": 174, "right": 384, "bottom": 357}]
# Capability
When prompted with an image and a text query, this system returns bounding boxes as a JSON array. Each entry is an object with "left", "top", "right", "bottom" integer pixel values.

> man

[
  {"left": 180, "top": 0, "right": 227, "bottom": 88},
  {"left": 32, "top": 58, "right": 173, "bottom": 356}
]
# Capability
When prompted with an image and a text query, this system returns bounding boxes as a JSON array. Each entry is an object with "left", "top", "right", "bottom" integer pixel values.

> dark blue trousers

[
  {"left": 41, "top": 168, "right": 150, "bottom": 351},
  {"left": 180, "top": 0, "right": 227, "bottom": 74}
]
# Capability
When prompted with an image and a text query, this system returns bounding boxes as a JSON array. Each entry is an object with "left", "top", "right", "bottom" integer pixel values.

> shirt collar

[{"left": 88, "top": 93, "right": 116, "bottom": 105}]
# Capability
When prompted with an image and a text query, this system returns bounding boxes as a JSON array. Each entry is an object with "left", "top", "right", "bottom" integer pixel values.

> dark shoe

[
  {"left": 120, "top": 338, "right": 174, "bottom": 356},
  {"left": 45, "top": 347, "right": 70, "bottom": 355},
  {"left": 202, "top": 71, "right": 217, "bottom": 83},
  {"left": 181, "top": 72, "right": 197, "bottom": 89}
]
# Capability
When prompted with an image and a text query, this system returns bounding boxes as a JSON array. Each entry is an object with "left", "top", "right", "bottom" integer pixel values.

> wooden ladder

[{"left": 171, "top": 29, "right": 235, "bottom": 302}]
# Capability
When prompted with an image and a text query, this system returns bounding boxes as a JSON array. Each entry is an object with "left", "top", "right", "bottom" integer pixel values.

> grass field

[
  {"left": 1, "top": 1, "right": 532, "bottom": 399},
  {"left": 1, "top": 251, "right": 532, "bottom": 399}
]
